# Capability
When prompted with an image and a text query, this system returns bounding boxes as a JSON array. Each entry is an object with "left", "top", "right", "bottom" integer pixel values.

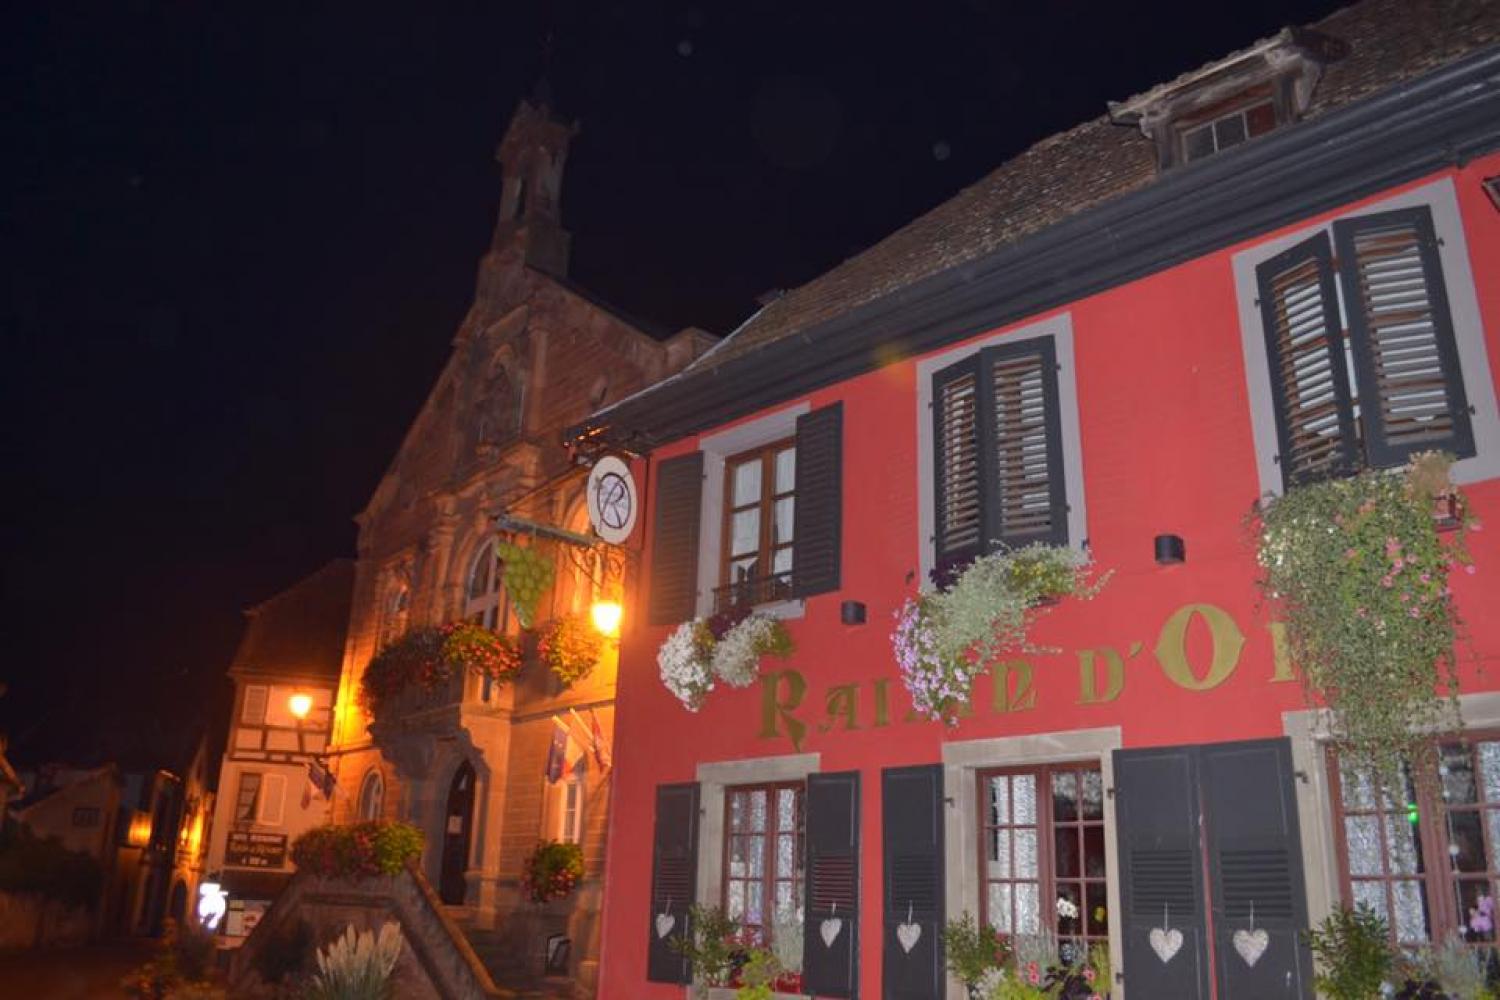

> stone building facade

[{"left": 325, "top": 99, "right": 713, "bottom": 995}]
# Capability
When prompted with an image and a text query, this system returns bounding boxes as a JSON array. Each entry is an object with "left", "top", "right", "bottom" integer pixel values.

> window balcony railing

[{"left": 712, "top": 572, "right": 793, "bottom": 615}]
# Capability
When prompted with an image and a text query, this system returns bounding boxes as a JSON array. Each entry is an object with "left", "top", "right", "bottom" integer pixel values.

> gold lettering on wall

[
  {"left": 1076, "top": 647, "right": 1126, "bottom": 703},
  {"left": 872, "top": 678, "right": 892, "bottom": 728},
  {"left": 992, "top": 660, "right": 1037, "bottom": 713},
  {"left": 1155, "top": 603, "right": 1245, "bottom": 691},
  {"left": 1266, "top": 622, "right": 1297, "bottom": 683},
  {"left": 759, "top": 670, "right": 807, "bottom": 751},
  {"left": 820, "top": 684, "right": 860, "bottom": 733}
]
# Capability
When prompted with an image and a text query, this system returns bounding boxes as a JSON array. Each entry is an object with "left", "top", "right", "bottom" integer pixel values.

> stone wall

[
  {"left": 229, "top": 860, "right": 504, "bottom": 1000},
  {"left": 0, "top": 892, "right": 93, "bottom": 948}
]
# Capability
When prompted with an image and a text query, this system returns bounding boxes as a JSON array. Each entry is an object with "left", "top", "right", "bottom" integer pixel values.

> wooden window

[
  {"left": 241, "top": 685, "right": 269, "bottom": 725},
  {"left": 980, "top": 764, "right": 1108, "bottom": 962},
  {"left": 716, "top": 441, "right": 796, "bottom": 612},
  {"left": 1330, "top": 735, "right": 1500, "bottom": 950},
  {"left": 465, "top": 542, "right": 510, "bottom": 631},
  {"left": 1258, "top": 206, "right": 1473, "bottom": 490},
  {"left": 724, "top": 781, "right": 805, "bottom": 945},
  {"left": 1180, "top": 99, "right": 1277, "bottom": 162},
  {"left": 233, "top": 772, "right": 262, "bottom": 824},
  {"left": 932, "top": 338, "right": 1067, "bottom": 581}
]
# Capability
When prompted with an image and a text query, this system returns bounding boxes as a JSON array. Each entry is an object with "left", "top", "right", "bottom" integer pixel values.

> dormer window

[
  {"left": 1179, "top": 94, "right": 1277, "bottom": 163},
  {"left": 1108, "top": 26, "right": 1347, "bottom": 170}
]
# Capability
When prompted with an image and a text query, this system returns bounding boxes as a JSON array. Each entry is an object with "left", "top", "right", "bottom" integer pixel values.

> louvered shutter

[
  {"left": 881, "top": 765, "right": 944, "bottom": 1000},
  {"left": 792, "top": 403, "right": 843, "bottom": 599},
  {"left": 1114, "top": 746, "right": 1211, "bottom": 999},
  {"left": 648, "top": 453, "right": 704, "bottom": 625},
  {"left": 1256, "top": 232, "right": 1360, "bottom": 489},
  {"left": 646, "top": 782, "right": 700, "bottom": 983},
  {"left": 803, "top": 771, "right": 860, "bottom": 998},
  {"left": 984, "top": 339, "right": 1068, "bottom": 549},
  {"left": 1334, "top": 206, "right": 1474, "bottom": 468},
  {"left": 1202, "top": 739, "right": 1312, "bottom": 999},
  {"left": 932, "top": 355, "right": 987, "bottom": 583}
]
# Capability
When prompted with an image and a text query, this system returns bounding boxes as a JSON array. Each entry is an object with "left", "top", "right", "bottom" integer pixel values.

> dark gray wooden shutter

[
  {"left": 1201, "top": 739, "right": 1312, "bottom": 999},
  {"left": 1334, "top": 206, "right": 1474, "bottom": 468},
  {"left": 648, "top": 453, "right": 703, "bottom": 625},
  {"left": 1114, "top": 746, "right": 1211, "bottom": 999},
  {"left": 1256, "top": 232, "right": 1360, "bottom": 489},
  {"left": 881, "top": 765, "right": 944, "bottom": 1000},
  {"left": 792, "top": 403, "right": 843, "bottom": 599},
  {"left": 803, "top": 771, "right": 859, "bottom": 998},
  {"left": 932, "top": 355, "right": 988, "bottom": 583},
  {"left": 983, "top": 338, "right": 1068, "bottom": 549},
  {"left": 646, "top": 782, "right": 700, "bottom": 983}
]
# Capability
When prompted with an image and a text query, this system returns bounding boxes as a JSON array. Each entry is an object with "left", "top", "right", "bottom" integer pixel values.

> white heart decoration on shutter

[
  {"left": 896, "top": 901, "right": 921, "bottom": 955},
  {"left": 655, "top": 899, "right": 675, "bottom": 940},
  {"left": 1149, "top": 927, "right": 1183, "bottom": 964},
  {"left": 1234, "top": 902, "right": 1269, "bottom": 967},
  {"left": 1233, "top": 928, "right": 1269, "bottom": 967},
  {"left": 821, "top": 916, "right": 843, "bottom": 948}
]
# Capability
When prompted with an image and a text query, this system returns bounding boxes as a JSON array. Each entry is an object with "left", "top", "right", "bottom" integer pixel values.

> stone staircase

[{"left": 448, "top": 908, "right": 577, "bottom": 999}]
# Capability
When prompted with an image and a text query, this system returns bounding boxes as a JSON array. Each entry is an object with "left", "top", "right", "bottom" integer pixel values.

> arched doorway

[{"left": 439, "top": 761, "right": 476, "bottom": 905}]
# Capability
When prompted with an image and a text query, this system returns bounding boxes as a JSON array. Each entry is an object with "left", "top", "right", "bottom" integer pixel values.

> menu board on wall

[{"left": 225, "top": 831, "right": 288, "bottom": 868}]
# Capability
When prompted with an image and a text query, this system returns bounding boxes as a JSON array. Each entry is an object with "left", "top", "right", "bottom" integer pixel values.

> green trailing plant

[
  {"left": 536, "top": 614, "right": 604, "bottom": 687},
  {"left": 667, "top": 904, "right": 740, "bottom": 988},
  {"left": 1257, "top": 453, "right": 1474, "bottom": 778},
  {"left": 1305, "top": 905, "right": 1396, "bottom": 1000},
  {"left": 519, "top": 840, "right": 584, "bottom": 903},
  {"left": 290, "top": 821, "right": 424, "bottom": 879},
  {"left": 303, "top": 921, "right": 403, "bottom": 1000},
  {"left": 893, "top": 545, "right": 1110, "bottom": 724},
  {"left": 944, "top": 911, "right": 1006, "bottom": 996},
  {"left": 359, "top": 622, "right": 522, "bottom": 718}
]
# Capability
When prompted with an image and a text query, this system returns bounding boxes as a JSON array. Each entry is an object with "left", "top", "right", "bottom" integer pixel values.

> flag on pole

[
  {"left": 588, "top": 707, "right": 611, "bottom": 771},
  {"left": 546, "top": 716, "right": 570, "bottom": 784},
  {"left": 303, "top": 756, "right": 336, "bottom": 808}
]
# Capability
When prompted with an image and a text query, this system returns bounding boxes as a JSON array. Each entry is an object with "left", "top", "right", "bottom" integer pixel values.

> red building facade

[{"left": 571, "top": 5, "right": 1500, "bottom": 997}]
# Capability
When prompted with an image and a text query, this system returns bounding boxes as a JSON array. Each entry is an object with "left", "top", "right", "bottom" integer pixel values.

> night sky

[{"left": 2, "top": 1, "right": 1340, "bottom": 770}]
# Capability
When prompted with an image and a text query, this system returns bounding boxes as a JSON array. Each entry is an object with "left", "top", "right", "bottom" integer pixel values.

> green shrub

[
  {"left": 519, "top": 840, "right": 584, "bottom": 903},
  {"left": 1306, "top": 905, "right": 1396, "bottom": 1000}
]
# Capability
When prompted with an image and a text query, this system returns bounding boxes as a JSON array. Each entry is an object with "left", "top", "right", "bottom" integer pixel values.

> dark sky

[{"left": 2, "top": 0, "right": 1340, "bottom": 768}]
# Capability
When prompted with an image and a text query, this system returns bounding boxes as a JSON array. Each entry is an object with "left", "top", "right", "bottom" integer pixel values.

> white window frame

[
  {"left": 358, "top": 769, "right": 384, "bottom": 822},
  {"left": 941, "top": 727, "right": 1123, "bottom": 1000},
  {"left": 463, "top": 541, "right": 509, "bottom": 631},
  {"left": 241, "top": 685, "right": 269, "bottom": 724},
  {"left": 695, "top": 404, "right": 810, "bottom": 620},
  {"left": 915, "top": 312, "right": 1090, "bottom": 584},
  {"left": 554, "top": 772, "right": 583, "bottom": 844},
  {"left": 1233, "top": 176, "right": 1500, "bottom": 497},
  {"left": 257, "top": 773, "right": 286, "bottom": 826}
]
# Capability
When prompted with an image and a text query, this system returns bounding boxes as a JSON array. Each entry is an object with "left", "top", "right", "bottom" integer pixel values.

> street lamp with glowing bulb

[
  {"left": 288, "top": 692, "right": 313, "bottom": 720},
  {"left": 590, "top": 600, "right": 623, "bottom": 637}
]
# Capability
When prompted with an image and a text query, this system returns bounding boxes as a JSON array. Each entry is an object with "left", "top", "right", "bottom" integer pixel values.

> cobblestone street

[{"left": 0, "top": 940, "right": 158, "bottom": 999}]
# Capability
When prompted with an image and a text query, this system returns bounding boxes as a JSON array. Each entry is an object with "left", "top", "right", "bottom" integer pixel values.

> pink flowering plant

[
  {"left": 290, "top": 821, "right": 424, "bottom": 878},
  {"left": 894, "top": 545, "right": 1109, "bottom": 725},
  {"left": 657, "top": 609, "right": 794, "bottom": 711},
  {"left": 1256, "top": 451, "right": 1477, "bottom": 778},
  {"left": 360, "top": 622, "right": 522, "bottom": 719}
]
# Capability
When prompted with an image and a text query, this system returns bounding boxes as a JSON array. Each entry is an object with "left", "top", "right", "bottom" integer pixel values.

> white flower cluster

[
  {"left": 712, "top": 614, "right": 781, "bottom": 688},
  {"left": 657, "top": 621, "right": 713, "bottom": 712},
  {"left": 658, "top": 613, "right": 791, "bottom": 712}
]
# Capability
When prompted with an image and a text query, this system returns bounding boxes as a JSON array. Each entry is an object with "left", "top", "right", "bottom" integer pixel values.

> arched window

[
  {"left": 464, "top": 542, "right": 508, "bottom": 631},
  {"left": 358, "top": 769, "right": 385, "bottom": 822},
  {"left": 380, "top": 584, "right": 410, "bottom": 646}
]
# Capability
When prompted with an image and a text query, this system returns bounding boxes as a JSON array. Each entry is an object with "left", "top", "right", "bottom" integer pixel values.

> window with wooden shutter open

[
  {"left": 1256, "top": 232, "right": 1360, "bottom": 489},
  {"left": 933, "top": 355, "right": 985, "bottom": 581},
  {"left": 803, "top": 771, "right": 859, "bottom": 998},
  {"left": 647, "top": 782, "right": 700, "bottom": 983},
  {"left": 1335, "top": 206, "right": 1474, "bottom": 468}
]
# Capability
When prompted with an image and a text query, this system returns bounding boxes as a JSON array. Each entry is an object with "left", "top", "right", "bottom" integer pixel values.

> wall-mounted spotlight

[
  {"left": 840, "top": 600, "right": 867, "bottom": 626},
  {"left": 1154, "top": 534, "right": 1186, "bottom": 565}
]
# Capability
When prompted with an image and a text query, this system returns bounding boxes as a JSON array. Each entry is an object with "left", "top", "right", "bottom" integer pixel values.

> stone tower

[{"left": 491, "top": 97, "right": 577, "bottom": 278}]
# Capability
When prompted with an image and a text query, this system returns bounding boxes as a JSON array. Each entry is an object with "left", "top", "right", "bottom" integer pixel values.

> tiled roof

[
  {"left": 228, "top": 559, "right": 354, "bottom": 681},
  {"left": 685, "top": 0, "right": 1500, "bottom": 373}
]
